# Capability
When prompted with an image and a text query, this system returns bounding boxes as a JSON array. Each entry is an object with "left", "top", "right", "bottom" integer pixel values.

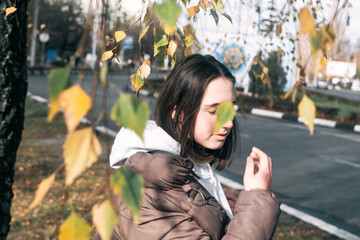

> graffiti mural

[{"left": 212, "top": 42, "right": 247, "bottom": 75}]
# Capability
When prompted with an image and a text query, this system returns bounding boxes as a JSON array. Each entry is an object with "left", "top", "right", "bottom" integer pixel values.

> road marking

[
  {"left": 29, "top": 92, "right": 360, "bottom": 240},
  {"left": 251, "top": 109, "right": 283, "bottom": 119},
  {"left": 319, "top": 154, "right": 360, "bottom": 168},
  {"left": 355, "top": 125, "right": 360, "bottom": 133},
  {"left": 320, "top": 131, "right": 360, "bottom": 143},
  {"left": 28, "top": 93, "right": 48, "bottom": 104},
  {"left": 217, "top": 175, "right": 244, "bottom": 190}
]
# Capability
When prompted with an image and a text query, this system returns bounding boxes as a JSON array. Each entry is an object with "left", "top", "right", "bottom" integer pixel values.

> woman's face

[{"left": 193, "top": 77, "right": 235, "bottom": 150}]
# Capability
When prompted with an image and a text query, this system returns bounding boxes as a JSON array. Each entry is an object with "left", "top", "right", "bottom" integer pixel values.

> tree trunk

[{"left": 0, "top": 1, "right": 28, "bottom": 239}]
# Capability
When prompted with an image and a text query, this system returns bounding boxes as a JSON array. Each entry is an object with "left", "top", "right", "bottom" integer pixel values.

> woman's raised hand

[{"left": 243, "top": 147, "right": 272, "bottom": 191}]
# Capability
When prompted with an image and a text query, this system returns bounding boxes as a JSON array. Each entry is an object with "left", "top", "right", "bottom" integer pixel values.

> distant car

[
  {"left": 351, "top": 79, "right": 360, "bottom": 91},
  {"left": 316, "top": 79, "right": 328, "bottom": 89}
]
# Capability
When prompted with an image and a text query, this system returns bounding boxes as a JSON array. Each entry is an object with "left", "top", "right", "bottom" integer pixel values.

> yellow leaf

[
  {"left": 27, "top": 173, "right": 56, "bottom": 212},
  {"left": 183, "top": 24, "right": 195, "bottom": 37},
  {"left": 211, "top": 0, "right": 223, "bottom": 14},
  {"left": 298, "top": 95, "right": 316, "bottom": 135},
  {"left": 298, "top": 7, "right": 315, "bottom": 35},
  {"left": 162, "top": 22, "right": 176, "bottom": 36},
  {"left": 59, "top": 212, "right": 91, "bottom": 240},
  {"left": 167, "top": 40, "right": 178, "bottom": 57},
  {"left": 320, "top": 57, "right": 328, "bottom": 69},
  {"left": 27, "top": 23, "right": 33, "bottom": 28},
  {"left": 263, "top": 67, "right": 269, "bottom": 74},
  {"left": 199, "top": 0, "right": 210, "bottom": 11},
  {"left": 92, "top": 200, "right": 118, "bottom": 240},
  {"left": 102, "top": 50, "right": 113, "bottom": 61},
  {"left": 187, "top": 5, "right": 200, "bottom": 20},
  {"left": 5, "top": 7, "right": 16, "bottom": 16},
  {"left": 115, "top": 31, "right": 126, "bottom": 42},
  {"left": 143, "top": 59, "right": 151, "bottom": 66},
  {"left": 184, "top": 47, "right": 192, "bottom": 57},
  {"left": 40, "top": 24, "right": 46, "bottom": 30},
  {"left": 137, "top": 63, "right": 151, "bottom": 79},
  {"left": 59, "top": 85, "right": 91, "bottom": 132},
  {"left": 105, "top": 35, "right": 111, "bottom": 46},
  {"left": 47, "top": 97, "right": 61, "bottom": 122},
  {"left": 260, "top": 72, "right": 266, "bottom": 84},
  {"left": 63, "top": 127, "right": 102, "bottom": 185},
  {"left": 131, "top": 73, "right": 144, "bottom": 92},
  {"left": 139, "top": 25, "right": 150, "bottom": 43},
  {"left": 276, "top": 23, "right": 282, "bottom": 36}
]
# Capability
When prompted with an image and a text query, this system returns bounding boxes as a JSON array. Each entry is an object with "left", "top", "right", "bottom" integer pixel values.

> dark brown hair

[{"left": 155, "top": 54, "right": 239, "bottom": 170}]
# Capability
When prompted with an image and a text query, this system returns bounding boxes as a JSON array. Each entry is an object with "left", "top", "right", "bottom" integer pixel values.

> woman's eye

[{"left": 208, "top": 111, "right": 216, "bottom": 115}]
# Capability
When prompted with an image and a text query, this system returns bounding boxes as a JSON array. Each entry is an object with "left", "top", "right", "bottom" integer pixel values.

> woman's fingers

[
  {"left": 250, "top": 147, "right": 271, "bottom": 173},
  {"left": 244, "top": 147, "right": 273, "bottom": 191}
]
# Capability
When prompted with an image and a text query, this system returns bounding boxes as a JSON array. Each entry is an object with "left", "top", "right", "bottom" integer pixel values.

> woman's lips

[{"left": 216, "top": 133, "right": 228, "bottom": 141}]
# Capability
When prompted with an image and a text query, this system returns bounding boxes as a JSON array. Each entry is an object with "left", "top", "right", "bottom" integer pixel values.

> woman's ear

[{"left": 172, "top": 107, "right": 183, "bottom": 123}]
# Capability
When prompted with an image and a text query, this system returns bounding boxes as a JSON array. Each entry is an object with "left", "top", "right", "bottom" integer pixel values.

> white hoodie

[{"left": 110, "top": 120, "right": 233, "bottom": 219}]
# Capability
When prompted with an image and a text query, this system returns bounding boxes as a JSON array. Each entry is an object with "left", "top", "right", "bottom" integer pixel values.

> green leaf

[
  {"left": 214, "top": 101, "right": 236, "bottom": 134},
  {"left": 291, "top": 88, "right": 297, "bottom": 103},
  {"left": 310, "top": 32, "right": 321, "bottom": 53},
  {"left": 181, "top": 0, "right": 191, "bottom": 6},
  {"left": 171, "top": 54, "right": 176, "bottom": 70},
  {"left": 100, "top": 62, "right": 108, "bottom": 87},
  {"left": 154, "top": 35, "right": 168, "bottom": 57},
  {"left": 111, "top": 167, "right": 144, "bottom": 224},
  {"left": 92, "top": 200, "right": 118, "bottom": 240},
  {"left": 155, "top": 0, "right": 182, "bottom": 32},
  {"left": 210, "top": 9, "right": 219, "bottom": 25},
  {"left": 58, "top": 212, "right": 91, "bottom": 240},
  {"left": 155, "top": 34, "right": 169, "bottom": 48},
  {"left": 131, "top": 73, "right": 144, "bottom": 92},
  {"left": 298, "top": 95, "right": 316, "bottom": 135},
  {"left": 110, "top": 94, "right": 150, "bottom": 140},
  {"left": 222, "top": 12, "right": 232, "bottom": 24},
  {"left": 176, "top": 28, "right": 186, "bottom": 46},
  {"left": 48, "top": 67, "right": 71, "bottom": 101},
  {"left": 184, "top": 34, "right": 195, "bottom": 48}
]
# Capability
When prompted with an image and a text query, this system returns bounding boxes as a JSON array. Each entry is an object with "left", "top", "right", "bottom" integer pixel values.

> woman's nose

[{"left": 223, "top": 119, "right": 233, "bottom": 129}]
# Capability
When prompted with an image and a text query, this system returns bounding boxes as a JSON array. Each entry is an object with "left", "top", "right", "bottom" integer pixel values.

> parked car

[{"left": 316, "top": 79, "right": 328, "bottom": 89}]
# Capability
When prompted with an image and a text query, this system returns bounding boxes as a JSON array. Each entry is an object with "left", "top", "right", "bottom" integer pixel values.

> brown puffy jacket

[{"left": 108, "top": 152, "right": 281, "bottom": 240}]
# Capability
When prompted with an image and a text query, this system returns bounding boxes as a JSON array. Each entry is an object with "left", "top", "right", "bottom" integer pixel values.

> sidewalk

[{"left": 8, "top": 97, "right": 344, "bottom": 239}]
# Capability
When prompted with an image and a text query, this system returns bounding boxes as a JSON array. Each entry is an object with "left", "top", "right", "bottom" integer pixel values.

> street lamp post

[{"left": 39, "top": 32, "right": 50, "bottom": 66}]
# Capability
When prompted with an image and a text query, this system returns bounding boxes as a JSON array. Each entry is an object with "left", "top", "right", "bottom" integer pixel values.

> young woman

[{"left": 108, "top": 54, "right": 281, "bottom": 239}]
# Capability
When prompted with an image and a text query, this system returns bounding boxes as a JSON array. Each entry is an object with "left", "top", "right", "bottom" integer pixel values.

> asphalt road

[{"left": 28, "top": 73, "right": 360, "bottom": 237}]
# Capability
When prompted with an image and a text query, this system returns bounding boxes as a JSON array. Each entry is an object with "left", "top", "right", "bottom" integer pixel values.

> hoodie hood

[
  {"left": 110, "top": 120, "right": 180, "bottom": 169},
  {"left": 109, "top": 120, "right": 233, "bottom": 218}
]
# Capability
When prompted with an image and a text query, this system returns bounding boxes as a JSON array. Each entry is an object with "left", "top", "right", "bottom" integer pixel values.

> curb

[
  {"left": 135, "top": 89, "right": 360, "bottom": 134},
  {"left": 243, "top": 107, "right": 360, "bottom": 134}
]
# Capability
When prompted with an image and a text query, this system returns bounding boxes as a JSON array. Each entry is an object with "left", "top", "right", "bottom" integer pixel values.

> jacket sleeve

[{"left": 222, "top": 189, "right": 281, "bottom": 240}]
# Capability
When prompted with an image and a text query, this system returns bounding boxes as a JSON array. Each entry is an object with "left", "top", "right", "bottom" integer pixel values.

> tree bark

[{"left": 0, "top": 0, "right": 28, "bottom": 239}]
